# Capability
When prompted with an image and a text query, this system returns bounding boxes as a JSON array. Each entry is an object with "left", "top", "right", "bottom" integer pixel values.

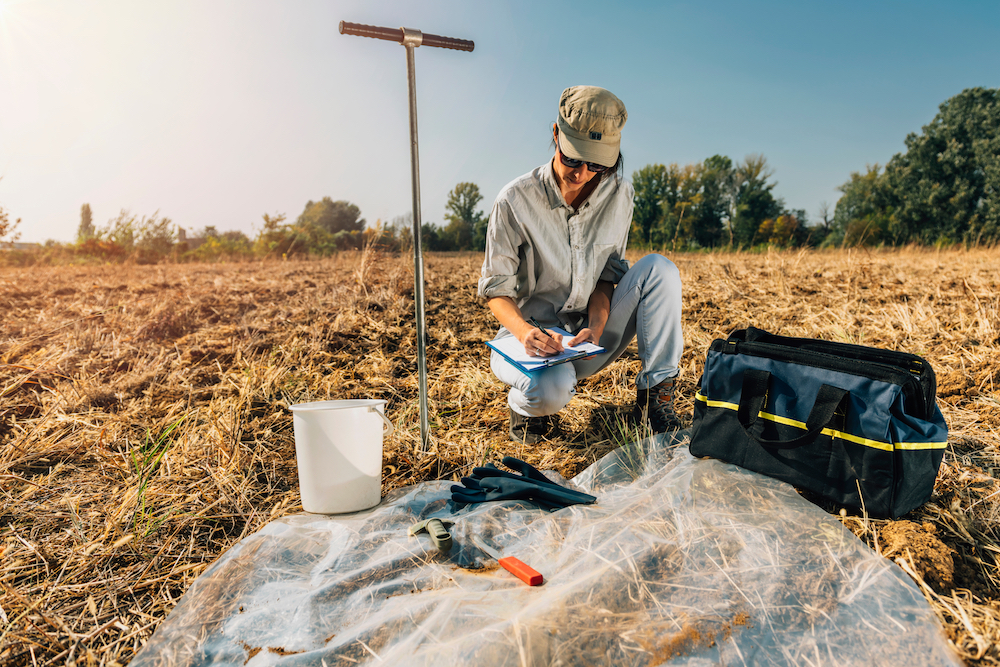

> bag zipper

[
  {"left": 729, "top": 329, "right": 937, "bottom": 415},
  {"left": 713, "top": 339, "right": 929, "bottom": 418}
]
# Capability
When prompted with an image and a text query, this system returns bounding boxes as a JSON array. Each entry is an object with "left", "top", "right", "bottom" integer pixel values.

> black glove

[{"left": 450, "top": 456, "right": 596, "bottom": 510}]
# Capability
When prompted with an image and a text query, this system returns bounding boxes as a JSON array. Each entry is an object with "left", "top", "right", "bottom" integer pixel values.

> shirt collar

[
  {"left": 540, "top": 159, "right": 566, "bottom": 210},
  {"left": 539, "top": 158, "right": 608, "bottom": 212}
]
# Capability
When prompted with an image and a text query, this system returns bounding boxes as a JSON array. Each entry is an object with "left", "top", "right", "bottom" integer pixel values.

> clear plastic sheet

[{"left": 133, "top": 433, "right": 960, "bottom": 666}]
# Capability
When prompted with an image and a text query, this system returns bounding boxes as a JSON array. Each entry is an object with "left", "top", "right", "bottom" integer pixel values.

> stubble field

[{"left": 1, "top": 247, "right": 999, "bottom": 665}]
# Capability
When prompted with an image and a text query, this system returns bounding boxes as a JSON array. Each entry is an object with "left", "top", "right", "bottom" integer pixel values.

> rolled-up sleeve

[
  {"left": 479, "top": 274, "right": 519, "bottom": 299},
  {"left": 478, "top": 199, "right": 523, "bottom": 299},
  {"left": 599, "top": 255, "right": 631, "bottom": 284}
]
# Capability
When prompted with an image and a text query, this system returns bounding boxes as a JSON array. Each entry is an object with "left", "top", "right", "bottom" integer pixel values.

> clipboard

[{"left": 485, "top": 327, "right": 605, "bottom": 374}]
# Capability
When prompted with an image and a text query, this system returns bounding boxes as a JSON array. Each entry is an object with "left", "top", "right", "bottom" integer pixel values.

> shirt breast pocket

[{"left": 592, "top": 244, "right": 617, "bottom": 272}]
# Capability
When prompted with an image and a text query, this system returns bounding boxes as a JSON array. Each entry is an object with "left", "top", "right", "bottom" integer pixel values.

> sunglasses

[{"left": 556, "top": 137, "right": 611, "bottom": 173}]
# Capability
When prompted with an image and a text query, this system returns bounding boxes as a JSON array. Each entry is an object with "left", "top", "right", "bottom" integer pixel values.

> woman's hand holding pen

[{"left": 522, "top": 317, "right": 564, "bottom": 357}]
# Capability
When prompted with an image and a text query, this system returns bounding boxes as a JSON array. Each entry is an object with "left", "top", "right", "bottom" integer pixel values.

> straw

[{"left": 0, "top": 247, "right": 998, "bottom": 665}]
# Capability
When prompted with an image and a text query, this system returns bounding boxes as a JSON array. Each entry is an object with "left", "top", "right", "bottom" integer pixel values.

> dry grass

[{"left": 1, "top": 246, "right": 998, "bottom": 665}]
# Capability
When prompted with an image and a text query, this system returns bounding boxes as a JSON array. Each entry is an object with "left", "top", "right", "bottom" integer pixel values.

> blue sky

[{"left": 1, "top": 0, "right": 998, "bottom": 244}]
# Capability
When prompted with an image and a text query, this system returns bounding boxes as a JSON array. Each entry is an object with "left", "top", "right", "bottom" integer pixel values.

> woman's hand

[
  {"left": 569, "top": 327, "right": 602, "bottom": 348},
  {"left": 576, "top": 282, "right": 611, "bottom": 354},
  {"left": 522, "top": 323, "right": 564, "bottom": 357},
  {"left": 485, "top": 297, "right": 566, "bottom": 357}
]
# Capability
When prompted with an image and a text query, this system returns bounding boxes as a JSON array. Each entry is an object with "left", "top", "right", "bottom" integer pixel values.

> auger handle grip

[
  {"left": 339, "top": 21, "right": 474, "bottom": 52},
  {"left": 421, "top": 32, "right": 475, "bottom": 52}
]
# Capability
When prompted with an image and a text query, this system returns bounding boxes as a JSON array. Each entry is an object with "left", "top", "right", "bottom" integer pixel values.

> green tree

[
  {"left": 631, "top": 164, "right": 669, "bottom": 246},
  {"left": 786, "top": 208, "right": 819, "bottom": 246},
  {"left": 100, "top": 210, "right": 137, "bottom": 249},
  {"left": 135, "top": 211, "right": 174, "bottom": 254},
  {"left": 254, "top": 212, "right": 298, "bottom": 257},
  {"left": 731, "top": 154, "right": 782, "bottom": 247},
  {"left": 91, "top": 210, "right": 174, "bottom": 257},
  {"left": 297, "top": 198, "right": 365, "bottom": 235},
  {"left": 757, "top": 214, "right": 800, "bottom": 246},
  {"left": 814, "top": 202, "right": 834, "bottom": 241},
  {"left": 659, "top": 164, "right": 704, "bottom": 250},
  {"left": 421, "top": 222, "right": 445, "bottom": 251},
  {"left": 882, "top": 87, "right": 1000, "bottom": 245},
  {"left": 221, "top": 230, "right": 250, "bottom": 244},
  {"left": 387, "top": 213, "right": 414, "bottom": 252},
  {"left": 830, "top": 165, "right": 893, "bottom": 246},
  {"left": 442, "top": 182, "right": 486, "bottom": 251},
  {"left": 693, "top": 155, "right": 734, "bottom": 247},
  {"left": 632, "top": 155, "right": 792, "bottom": 249},
  {"left": 77, "top": 203, "right": 95, "bottom": 242},
  {"left": 632, "top": 157, "right": 736, "bottom": 249}
]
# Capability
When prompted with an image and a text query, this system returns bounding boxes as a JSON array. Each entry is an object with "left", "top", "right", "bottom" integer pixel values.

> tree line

[
  {"left": 829, "top": 87, "right": 999, "bottom": 247},
  {"left": 630, "top": 154, "right": 814, "bottom": 250},
  {"left": 398, "top": 86, "right": 1000, "bottom": 252},
  {"left": 2, "top": 87, "right": 995, "bottom": 264},
  {"left": 0, "top": 185, "right": 491, "bottom": 265},
  {"left": 0, "top": 198, "right": 374, "bottom": 265},
  {"left": 633, "top": 87, "right": 999, "bottom": 249}
]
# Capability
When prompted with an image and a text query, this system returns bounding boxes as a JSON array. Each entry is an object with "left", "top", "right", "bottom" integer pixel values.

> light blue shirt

[{"left": 478, "top": 160, "right": 633, "bottom": 334}]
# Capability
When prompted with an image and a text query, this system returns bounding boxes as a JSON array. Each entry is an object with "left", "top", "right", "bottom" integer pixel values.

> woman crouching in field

[{"left": 478, "top": 85, "right": 684, "bottom": 443}]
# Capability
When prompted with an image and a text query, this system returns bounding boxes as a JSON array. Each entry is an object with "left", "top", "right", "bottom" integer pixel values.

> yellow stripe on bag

[
  {"left": 755, "top": 411, "right": 894, "bottom": 451},
  {"left": 694, "top": 393, "right": 947, "bottom": 452},
  {"left": 694, "top": 392, "right": 739, "bottom": 411},
  {"left": 895, "top": 441, "right": 948, "bottom": 450}
]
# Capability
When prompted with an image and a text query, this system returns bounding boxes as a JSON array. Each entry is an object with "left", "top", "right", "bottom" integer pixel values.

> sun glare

[
  {"left": 0, "top": 0, "right": 28, "bottom": 18},
  {"left": 0, "top": 0, "right": 30, "bottom": 34}
]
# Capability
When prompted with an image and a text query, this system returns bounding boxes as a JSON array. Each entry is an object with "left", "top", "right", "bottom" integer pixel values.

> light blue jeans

[{"left": 491, "top": 253, "right": 683, "bottom": 417}]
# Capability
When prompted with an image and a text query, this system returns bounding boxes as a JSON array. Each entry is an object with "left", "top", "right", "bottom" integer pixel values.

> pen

[{"left": 528, "top": 317, "right": 552, "bottom": 338}]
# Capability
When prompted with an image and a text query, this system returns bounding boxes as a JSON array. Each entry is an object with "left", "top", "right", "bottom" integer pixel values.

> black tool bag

[{"left": 689, "top": 327, "right": 948, "bottom": 519}]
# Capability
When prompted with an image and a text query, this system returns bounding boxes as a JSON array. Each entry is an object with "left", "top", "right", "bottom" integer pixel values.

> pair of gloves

[{"left": 451, "top": 456, "right": 596, "bottom": 511}]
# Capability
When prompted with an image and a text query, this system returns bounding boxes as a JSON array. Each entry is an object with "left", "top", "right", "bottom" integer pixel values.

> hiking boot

[
  {"left": 509, "top": 409, "right": 556, "bottom": 444},
  {"left": 635, "top": 377, "right": 683, "bottom": 433}
]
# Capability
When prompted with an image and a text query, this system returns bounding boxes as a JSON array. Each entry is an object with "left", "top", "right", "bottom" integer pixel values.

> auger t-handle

[
  {"left": 338, "top": 21, "right": 475, "bottom": 52},
  {"left": 339, "top": 21, "right": 473, "bottom": 452}
]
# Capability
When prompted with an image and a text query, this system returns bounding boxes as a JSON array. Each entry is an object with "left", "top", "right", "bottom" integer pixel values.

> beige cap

[{"left": 556, "top": 86, "right": 627, "bottom": 168}]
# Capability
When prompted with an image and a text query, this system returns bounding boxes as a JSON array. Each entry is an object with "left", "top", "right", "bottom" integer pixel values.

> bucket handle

[{"left": 370, "top": 407, "right": 394, "bottom": 436}]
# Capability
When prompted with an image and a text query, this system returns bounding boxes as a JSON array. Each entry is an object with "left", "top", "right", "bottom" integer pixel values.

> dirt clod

[{"left": 880, "top": 520, "right": 955, "bottom": 592}]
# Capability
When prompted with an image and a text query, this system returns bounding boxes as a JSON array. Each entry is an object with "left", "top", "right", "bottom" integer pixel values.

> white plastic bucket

[{"left": 289, "top": 399, "right": 394, "bottom": 514}]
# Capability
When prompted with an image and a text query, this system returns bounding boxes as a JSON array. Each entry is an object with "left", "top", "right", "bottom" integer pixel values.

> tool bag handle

[
  {"left": 339, "top": 21, "right": 475, "bottom": 52},
  {"left": 737, "top": 369, "right": 849, "bottom": 449}
]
